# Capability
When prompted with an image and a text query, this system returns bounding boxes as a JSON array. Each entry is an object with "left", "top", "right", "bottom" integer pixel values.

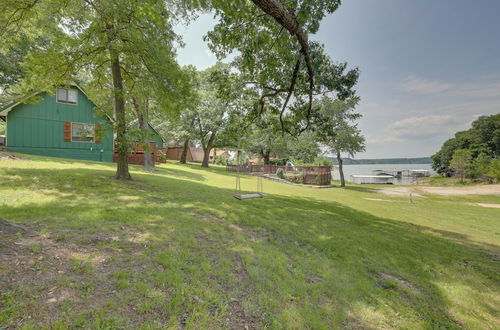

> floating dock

[
  {"left": 350, "top": 175, "right": 395, "bottom": 184},
  {"left": 372, "top": 169, "right": 430, "bottom": 178}
]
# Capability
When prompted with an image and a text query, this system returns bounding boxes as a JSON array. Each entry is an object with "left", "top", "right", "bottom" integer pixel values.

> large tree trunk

[
  {"left": 137, "top": 111, "right": 154, "bottom": 171},
  {"left": 201, "top": 133, "right": 216, "bottom": 168},
  {"left": 180, "top": 138, "right": 189, "bottom": 164},
  {"left": 110, "top": 49, "right": 131, "bottom": 180},
  {"left": 262, "top": 149, "right": 271, "bottom": 165},
  {"left": 337, "top": 151, "right": 345, "bottom": 188}
]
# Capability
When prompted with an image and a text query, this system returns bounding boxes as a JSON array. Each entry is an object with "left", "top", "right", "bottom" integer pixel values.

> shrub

[
  {"left": 286, "top": 174, "right": 304, "bottom": 184},
  {"left": 276, "top": 168, "right": 285, "bottom": 179},
  {"left": 213, "top": 155, "right": 228, "bottom": 165},
  {"left": 157, "top": 150, "right": 167, "bottom": 162},
  {"left": 488, "top": 159, "right": 500, "bottom": 182}
]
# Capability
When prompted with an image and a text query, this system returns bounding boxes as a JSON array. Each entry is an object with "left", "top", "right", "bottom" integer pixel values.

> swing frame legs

[{"left": 233, "top": 150, "right": 265, "bottom": 200}]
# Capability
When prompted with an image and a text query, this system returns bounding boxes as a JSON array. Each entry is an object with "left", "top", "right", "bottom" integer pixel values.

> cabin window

[
  {"left": 71, "top": 123, "right": 94, "bottom": 142},
  {"left": 57, "top": 88, "right": 78, "bottom": 104}
]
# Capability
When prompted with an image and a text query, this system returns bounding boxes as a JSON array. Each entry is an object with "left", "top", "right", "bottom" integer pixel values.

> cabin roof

[
  {"left": 0, "top": 83, "right": 113, "bottom": 122},
  {"left": 129, "top": 119, "right": 165, "bottom": 142}
]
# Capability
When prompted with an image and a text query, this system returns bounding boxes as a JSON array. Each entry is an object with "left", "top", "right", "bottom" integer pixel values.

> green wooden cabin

[{"left": 0, "top": 86, "right": 113, "bottom": 162}]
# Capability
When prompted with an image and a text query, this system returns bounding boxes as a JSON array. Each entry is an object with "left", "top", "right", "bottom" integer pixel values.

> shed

[{"left": 166, "top": 146, "right": 204, "bottom": 162}]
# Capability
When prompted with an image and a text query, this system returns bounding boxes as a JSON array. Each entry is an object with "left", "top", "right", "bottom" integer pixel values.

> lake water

[{"left": 331, "top": 163, "right": 435, "bottom": 185}]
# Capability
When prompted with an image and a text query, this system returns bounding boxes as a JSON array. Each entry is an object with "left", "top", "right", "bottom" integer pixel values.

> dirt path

[{"left": 378, "top": 184, "right": 500, "bottom": 197}]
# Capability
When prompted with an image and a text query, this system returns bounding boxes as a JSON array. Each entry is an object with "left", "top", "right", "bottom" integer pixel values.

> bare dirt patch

[
  {"left": 0, "top": 152, "right": 26, "bottom": 161},
  {"left": 465, "top": 202, "right": 500, "bottom": 209},
  {"left": 378, "top": 184, "right": 500, "bottom": 197},
  {"left": 377, "top": 187, "right": 423, "bottom": 198},
  {"left": 0, "top": 219, "right": 151, "bottom": 327},
  {"left": 364, "top": 198, "right": 393, "bottom": 202},
  {"left": 222, "top": 254, "right": 260, "bottom": 330},
  {"left": 377, "top": 272, "right": 419, "bottom": 291},
  {"left": 0, "top": 217, "right": 28, "bottom": 235}
]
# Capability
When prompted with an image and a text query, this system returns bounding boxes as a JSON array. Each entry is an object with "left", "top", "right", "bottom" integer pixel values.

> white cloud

[
  {"left": 398, "top": 74, "right": 500, "bottom": 99},
  {"left": 367, "top": 114, "right": 477, "bottom": 146},
  {"left": 454, "top": 81, "right": 500, "bottom": 98},
  {"left": 399, "top": 75, "right": 454, "bottom": 94}
]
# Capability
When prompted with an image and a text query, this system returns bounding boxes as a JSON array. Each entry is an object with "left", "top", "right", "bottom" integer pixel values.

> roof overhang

[
  {"left": 0, "top": 83, "right": 114, "bottom": 123},
  {"left": 0, "top": 93, "right": 39, "bottom": 117}
]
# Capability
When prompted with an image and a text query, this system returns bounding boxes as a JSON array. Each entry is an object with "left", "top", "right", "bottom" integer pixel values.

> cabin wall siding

[{"left": 6, "top": 91, "right": 113, "bottom": 162}]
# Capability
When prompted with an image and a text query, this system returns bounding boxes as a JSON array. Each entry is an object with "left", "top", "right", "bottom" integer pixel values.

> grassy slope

[{"left": 0, "top": 155, "right": 499, "bottom": 329}]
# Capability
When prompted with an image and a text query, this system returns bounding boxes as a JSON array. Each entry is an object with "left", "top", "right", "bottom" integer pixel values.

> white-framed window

[
  {"left": 57, "top": 88, "right": 78, "bottom": 104},
  {"left": 71, "top": 122, "right": 94, "bottom": 142}
]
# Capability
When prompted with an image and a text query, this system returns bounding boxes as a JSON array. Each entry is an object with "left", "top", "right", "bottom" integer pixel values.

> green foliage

[
  {"left": 313, "top": 156, "right": 333, "bottom": 166},
  {"left": 157, "top": 150, "right": 167, "bottom": 163},
  {"left": 213, "top": 155, "right": 228, "bottom": 165},
  {"left": 270, "top": 158, "right": 288, "bottom": 166},
  {"left": 469, "top": 153, "right": 490, "bottom": 180},
  {"left": 450, "top": 149, "right": 472, "bottom": 182},
  {"left": 487, "top": 159, "right": 500, "bottom": 182},
  {"left": 313, "top": 96, "right": 365, "bottom": 157},
  {"left": 432, "top": 114, "right": 500, "bottom": 176},
  {"left": 204, "top": 1, "right": 358, "bottom": 134},
  {"left": 276, "top": 168, "right": 285, "bottom": 179},
  {"left": 0, "top": 122, "right": 5, "bottom": 135},
  {"left": 286, "top": 132, "right": 322, "bottom": 163}
]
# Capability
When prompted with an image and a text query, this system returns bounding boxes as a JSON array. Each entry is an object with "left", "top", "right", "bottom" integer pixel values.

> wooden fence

[
  {"left": 113, "top": 142, "right": 166, "bottom": 165},
  {"left": 226, "top": 164, "right": 332, "bottom": 185}
]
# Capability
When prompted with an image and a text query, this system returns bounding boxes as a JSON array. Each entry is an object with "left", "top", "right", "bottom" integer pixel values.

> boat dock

[
  {"left": 350, "top": 175, "right": 395, "bottom": 184},
  {"left": 372, "top": 169, "right": 430, "bottom": 178}
]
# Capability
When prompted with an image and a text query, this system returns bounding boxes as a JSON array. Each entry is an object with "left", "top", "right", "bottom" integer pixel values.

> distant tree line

[
  {"left": 331, "top": 157, "right": 432, "bottom": 165},
  {"left": 431, "top": 114, "right": 500, "bottom": 182}
]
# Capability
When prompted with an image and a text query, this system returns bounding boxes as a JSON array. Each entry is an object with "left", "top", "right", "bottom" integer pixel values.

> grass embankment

[
  {"left": 418, "top": 175, "right": 494, "bottom": 186},
  {"left": 1, "top": 155, "right": 499, "bottom": 328}
]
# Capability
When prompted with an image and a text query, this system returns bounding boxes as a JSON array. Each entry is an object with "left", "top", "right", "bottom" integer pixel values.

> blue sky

[{"left": 175, "top": 0, "right": 500, "bottom": 158}]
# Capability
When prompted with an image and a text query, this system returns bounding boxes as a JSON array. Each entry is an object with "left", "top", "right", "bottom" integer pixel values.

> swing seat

[{"left": 233, "top": 193, "right": 266, "bottom": 200}]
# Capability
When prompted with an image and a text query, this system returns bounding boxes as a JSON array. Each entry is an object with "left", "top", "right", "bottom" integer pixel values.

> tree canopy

[{"left": 432, "top": 114, "right": 500, "bottom": 177}]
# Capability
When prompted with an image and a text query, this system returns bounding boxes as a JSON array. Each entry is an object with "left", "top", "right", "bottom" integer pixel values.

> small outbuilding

[{"left": 166, "top": 146, "right": 205, "bottom": 162}]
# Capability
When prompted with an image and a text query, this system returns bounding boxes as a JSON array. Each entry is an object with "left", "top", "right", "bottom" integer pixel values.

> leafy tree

[
  {"left": 124, "top": 57, "right": 191, "bottom": 171},
  {"left": 2, "top": 0, "right": 186, "bottom": 180},
  {"left": 285, "top": 132, "right": 322, "bottom": 164},
  {"left": 432, "top": 114, "right": 500, "bottom": 176},
  {"left": 313, "top": 97, "right": 365, "bottom": 187},
  {"left": 469, "top": 153, "right": 490, "bottom": 180},
  {"left": 204, "top": 0, "right": 359, "bottom": 134},
  {"left": 189, "top": 63, "right": 241, "bottom": 168},
  {"left": 450, "top": 149, "right": 472, "bottom": 183},
  {"left": 244, "top": 115, "right": 288, "bottom": 164},
  {"left": 488, "top": 158, "right": 500, "bottom": 182},
  {"left": 0, "top": 34, "right": 49, "bottom": 106}
]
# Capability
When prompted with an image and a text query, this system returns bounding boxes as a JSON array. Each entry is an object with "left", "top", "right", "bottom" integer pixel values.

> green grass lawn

[{"left": 1, "top": 155, "right": 499, "bottom": 329}]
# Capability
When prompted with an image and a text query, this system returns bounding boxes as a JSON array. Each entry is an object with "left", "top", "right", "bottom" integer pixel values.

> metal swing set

[{"left": 233, "top": 150, "right": 266, "bottom": 200}]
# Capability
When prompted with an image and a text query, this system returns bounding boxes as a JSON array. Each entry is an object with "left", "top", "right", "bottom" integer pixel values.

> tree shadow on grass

[{"left": 0, "top": 166, "right": 499, "bottom": 328}]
